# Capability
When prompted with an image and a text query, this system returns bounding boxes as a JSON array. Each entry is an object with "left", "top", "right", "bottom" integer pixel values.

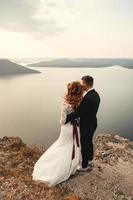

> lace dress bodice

[{"left": 60, "top": 101, "right": 74, "bottom": 125}]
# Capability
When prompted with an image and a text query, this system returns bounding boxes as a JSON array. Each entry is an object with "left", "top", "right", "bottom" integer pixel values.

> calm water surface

[{"left": 0, "top": 66, "right": 133, "bottom": 148}]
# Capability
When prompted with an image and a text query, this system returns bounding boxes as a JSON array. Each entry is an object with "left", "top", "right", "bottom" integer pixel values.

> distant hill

[
  {"left": 0, "top": 59, "right": 40, "bottom": 75},
  {"left": 28, "top": 58, "right": 133, "bottom": 69}
]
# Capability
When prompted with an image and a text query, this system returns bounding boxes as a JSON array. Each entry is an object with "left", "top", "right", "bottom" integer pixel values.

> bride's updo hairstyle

[{"left": 64, "top": 81, "right": 85, "bottom": 109}]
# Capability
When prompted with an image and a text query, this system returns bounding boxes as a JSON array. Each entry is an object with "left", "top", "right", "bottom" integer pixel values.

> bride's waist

[
  {"left": 61, "top": 122, "right": 72, "bottom": 126},
  {"left": 61, "top": 122, "right": 79, "bottom": 127}
]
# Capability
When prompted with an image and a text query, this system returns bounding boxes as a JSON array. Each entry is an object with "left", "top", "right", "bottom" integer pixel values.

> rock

[
  {"left": 0, "top": 136, "right": 25, "bottom": 150},
  {"left": 64, "top": 196, "right": 81, "bottom": 200},
  {"left": 0, "top": 134, "right": 133, "bottom": 200},
  {"left": 59, "top": 134, "right": 133, "bottom": 200}
]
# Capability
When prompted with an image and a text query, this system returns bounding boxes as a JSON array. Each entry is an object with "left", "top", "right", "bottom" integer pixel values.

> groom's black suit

[{"left": 66, "top": 89, "right": 100, "bottom": 168}]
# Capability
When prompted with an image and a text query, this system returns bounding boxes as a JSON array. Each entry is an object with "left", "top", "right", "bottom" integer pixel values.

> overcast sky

[{"left": 0, "top": 0, "right": 133, "bottom": 58}]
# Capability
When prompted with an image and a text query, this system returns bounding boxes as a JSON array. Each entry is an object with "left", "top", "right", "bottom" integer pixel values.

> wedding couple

[{"left": 32, "top": 75, "right": 100, "bottom": 186}]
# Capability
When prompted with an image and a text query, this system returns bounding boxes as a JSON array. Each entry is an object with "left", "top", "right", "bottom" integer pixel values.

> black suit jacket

[{"left": 66, "top": 89, "right": 100, "bottom": 129}]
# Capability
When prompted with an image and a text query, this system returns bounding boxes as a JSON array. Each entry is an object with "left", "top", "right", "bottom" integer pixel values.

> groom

[{"left": 66, "top": 75, "right": 100, "bottom": 171}]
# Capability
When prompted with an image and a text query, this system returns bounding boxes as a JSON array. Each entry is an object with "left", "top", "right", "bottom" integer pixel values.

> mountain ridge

[
  {"left": 0, "top": 59, "right": 40, "bottom": 75},
  {"left": 28, "top": 58, "right": 133, "bottom": 69}
]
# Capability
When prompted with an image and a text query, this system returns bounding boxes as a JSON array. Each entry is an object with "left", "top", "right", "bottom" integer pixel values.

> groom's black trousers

[{"left": 80, "top": 123, "right": 97, "bottom": 168}]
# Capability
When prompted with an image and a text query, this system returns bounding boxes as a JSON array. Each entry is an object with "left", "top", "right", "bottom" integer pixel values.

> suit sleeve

[{"left": 66, "top": 97, "right": 89, "bottom": 123}]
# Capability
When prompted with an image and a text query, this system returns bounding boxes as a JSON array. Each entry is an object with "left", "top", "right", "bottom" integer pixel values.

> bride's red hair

[{"left": 64, "top": 81, "right": 84, "bottom": 109}]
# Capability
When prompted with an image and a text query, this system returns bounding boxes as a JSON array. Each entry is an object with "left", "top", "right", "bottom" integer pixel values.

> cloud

[{"left": 0, "top": 0, "right": 74, "bottom": 38}]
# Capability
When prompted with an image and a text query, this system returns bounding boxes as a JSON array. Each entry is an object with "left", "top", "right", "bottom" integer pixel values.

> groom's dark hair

[{"left": 82, "top": 75, "right": 94, "bottom": 86}]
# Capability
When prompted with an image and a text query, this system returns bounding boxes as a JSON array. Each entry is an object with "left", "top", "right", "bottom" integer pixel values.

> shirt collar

[
  {"left": 86, "top": 87, "right": 94, "bottom": 93},
  {"left": 83, "top": 88, "right": 94, "bottom": 97}
]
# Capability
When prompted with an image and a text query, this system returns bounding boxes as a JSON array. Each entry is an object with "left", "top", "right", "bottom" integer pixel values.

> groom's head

[{"left": 81, "top": 75, "right": 94, "bottom": 91}]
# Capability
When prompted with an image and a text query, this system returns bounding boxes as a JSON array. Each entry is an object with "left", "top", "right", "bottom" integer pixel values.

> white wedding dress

[{"left": 32, "top": 101, "right": 80, "bottom": 186}]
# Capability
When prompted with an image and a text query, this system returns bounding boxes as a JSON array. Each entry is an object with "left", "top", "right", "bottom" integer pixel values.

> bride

[{"left": 32, "top": 81, "right": 85, "bottom": 186}]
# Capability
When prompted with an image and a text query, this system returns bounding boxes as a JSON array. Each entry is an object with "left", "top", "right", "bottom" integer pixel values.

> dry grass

[
  {"left": 0, "top": 136, "right": 80, "bottom": 200},
  {"left": 0, "top": 134, "right": 133, "bottom": 200}
]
